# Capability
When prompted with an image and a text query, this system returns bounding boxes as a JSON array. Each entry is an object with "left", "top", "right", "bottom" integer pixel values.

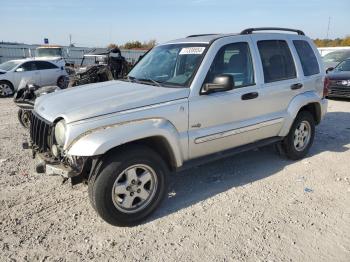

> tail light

[{"left": 323, "top": 77, "right": 330, "bottom": 98}]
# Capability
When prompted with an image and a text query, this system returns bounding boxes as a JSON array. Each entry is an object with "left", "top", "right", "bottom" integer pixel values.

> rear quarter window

[
  {"left": 293, "top": 40, "right": 320, "bottom": 76},
  {"left": 257, "top": 40, "right": 296, "bottom": 83}
]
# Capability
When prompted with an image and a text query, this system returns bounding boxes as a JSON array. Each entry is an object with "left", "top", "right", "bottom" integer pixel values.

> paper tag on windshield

[{"left": 179, "top": 47, "right": 205, "bottom": 55}]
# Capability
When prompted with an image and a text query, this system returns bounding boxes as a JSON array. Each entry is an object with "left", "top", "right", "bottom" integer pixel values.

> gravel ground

[{"left": 0, "top": 98, "right": 349, "bottom": 262}]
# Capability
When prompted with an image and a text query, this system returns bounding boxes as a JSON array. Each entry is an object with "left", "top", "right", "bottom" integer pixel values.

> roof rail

[
  {"left": 240, "top": 27, "right": 305, "bottom": 36},
  {"left": 186, "top": 34, "right": 218, "bottom": 38}
]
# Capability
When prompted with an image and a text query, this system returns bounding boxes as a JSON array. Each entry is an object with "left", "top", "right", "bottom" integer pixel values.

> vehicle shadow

[
  {"left": 327, "top": 97, "right": 350, "bottom": 102},
  {"left": 149, "top": 111, "right": 350, "bottom": 222}
]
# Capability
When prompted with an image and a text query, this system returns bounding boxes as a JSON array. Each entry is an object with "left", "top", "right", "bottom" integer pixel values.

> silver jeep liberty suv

[{"left": 29, "top": 28, "right": 328, "bottom": 226}]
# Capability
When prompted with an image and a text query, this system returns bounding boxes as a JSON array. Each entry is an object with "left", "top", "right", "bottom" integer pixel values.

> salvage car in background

[
  {"left": 14, "top": 78, "right": 69, "bottom": 128},
  {"left": 0, "top": 59, "right": 68, "bottom": 97},
  {"left": 69, "top": 47, "right": 128, "bottom": 86},
  {"left": 322, "top": 49, "right": 350, "bottom": 69},
  {"left": 325, "top": 58, "right": 350, "bottom": 98}
]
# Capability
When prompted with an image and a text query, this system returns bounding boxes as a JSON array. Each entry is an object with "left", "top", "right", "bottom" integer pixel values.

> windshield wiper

[
  {"left": 126, "top": 76, "right": 139, "bottom": 83},
  {"left": 126, "top": 76, "right": 163, "bottom": 87},
  {"left": 126, "top": 76, "right": 162, "bottom": 86},
  {"left": 138, "top": 78, "right": 163, "bottom": 87}
]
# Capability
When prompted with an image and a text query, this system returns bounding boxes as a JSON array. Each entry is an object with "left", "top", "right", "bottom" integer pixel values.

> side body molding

[
  {"left": 67, "top": 118, "right": 185, "bottom": 167},
  {"left": 278, "top": 91, "right": 327, "bottom": 137}
]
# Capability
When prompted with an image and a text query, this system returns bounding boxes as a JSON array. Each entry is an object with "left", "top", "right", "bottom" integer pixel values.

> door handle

[
  {"left": 291, "top": 83, "right": 303, "bottom": 90},
  {"left": 241, "top": 92, "right": 259, "bottom": 100}
]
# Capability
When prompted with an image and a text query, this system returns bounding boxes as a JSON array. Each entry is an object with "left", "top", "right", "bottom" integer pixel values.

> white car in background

[{"left": 0, "top": 59, "right": 68, "bottom": 97}]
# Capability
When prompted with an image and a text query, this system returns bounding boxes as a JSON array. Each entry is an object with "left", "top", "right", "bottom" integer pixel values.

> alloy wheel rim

[
  {"left": 111, "top": 164, "right": 158, "bottom": 213},
  {"left": 0, "top": 83, "right": 13, "bottom": 96},
  {"left": 293, "top": 120, "right": 311, "bottom": 151}
]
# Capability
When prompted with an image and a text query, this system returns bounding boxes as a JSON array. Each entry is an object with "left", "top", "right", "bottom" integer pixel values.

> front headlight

[
  {"left": 54, "top": 119, "right": 66, "bottom": 147},
  {"left": 341, "top": 80, "right": 350, "bottom": 86}
]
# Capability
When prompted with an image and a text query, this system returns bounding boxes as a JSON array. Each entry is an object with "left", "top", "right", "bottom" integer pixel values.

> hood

[
  {"left": 327, "top": 71, "right": 350, "bottom": 80},
  {"left": 35, "top": 80, "right": 189, "bottom": 123}
]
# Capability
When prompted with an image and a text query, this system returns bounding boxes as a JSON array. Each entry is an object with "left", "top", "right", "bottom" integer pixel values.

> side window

[
  {"left": 293, "top": 40, "right": 320, "bottom": 76},
  {"left": 35, "top": 61, "right": 58, "bottom": 70},
  {"left": 257, "top": 40, "right": 296, "bottom": 83},
  {"left": 205, "top": 42, "right": 255, "bottom": 88},
  {"left": 20, "top": 62, "right": 37, "bottom": 71}
]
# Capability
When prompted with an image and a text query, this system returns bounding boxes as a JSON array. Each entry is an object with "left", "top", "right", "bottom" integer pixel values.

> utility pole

[
  {"left": 69, "top": 34, "right": 72, "bottom": 46},
  {"left": 326, "top": 17, "right": 331, "bottom": 39}
]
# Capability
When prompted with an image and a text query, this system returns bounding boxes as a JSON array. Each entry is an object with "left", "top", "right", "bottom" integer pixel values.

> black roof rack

[
  {"left": 186, "top": 34, "right": 218, "bottom": 38},
  {"left": 240, "top": 27, "right": 305, "bottom": 35}
]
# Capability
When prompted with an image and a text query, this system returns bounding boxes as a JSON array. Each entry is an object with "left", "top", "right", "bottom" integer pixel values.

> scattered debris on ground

[{"left": 0, "top": 98, "right": 349, "bottom": 261}]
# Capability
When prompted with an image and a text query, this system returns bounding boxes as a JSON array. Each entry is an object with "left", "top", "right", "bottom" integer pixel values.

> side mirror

[
  {"left": 16, "top": 67, "right": 24, "bottom": 72},
  {"left": 326, "top": 67, "right": 334, "bottom": 74},
  {"left": 202, "top": 74, "right": 234, "bottom": 94}
]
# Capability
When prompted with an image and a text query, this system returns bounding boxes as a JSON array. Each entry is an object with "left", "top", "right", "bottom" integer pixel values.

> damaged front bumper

[{"left": 36, "top": 153, "right": 79, "bottom": 178}]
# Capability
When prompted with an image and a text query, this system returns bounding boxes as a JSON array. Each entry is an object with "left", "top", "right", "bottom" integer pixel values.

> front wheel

[
  {"left": 88, "top": 145, "right": 168, "bottom": 226},
  {"left": 281, "top": 111, "right": 315, "bottom": 160}
]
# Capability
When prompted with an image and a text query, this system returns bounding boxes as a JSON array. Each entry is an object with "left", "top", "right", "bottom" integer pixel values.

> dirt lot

[{"left": 0, "top": 98, "right": 349, "bottom": 262}]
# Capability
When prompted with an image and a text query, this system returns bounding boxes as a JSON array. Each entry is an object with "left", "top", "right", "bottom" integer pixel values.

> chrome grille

[
  {"left": 329, "top": 86, "right": 350, "bottom": 98},
  {"left": 30, "top": 112, "right": 53, "bottom": 152}
]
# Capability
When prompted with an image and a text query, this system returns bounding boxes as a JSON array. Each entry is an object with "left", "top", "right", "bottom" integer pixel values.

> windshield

[
  {"left": 335, "top": 59, "right": 350, "bottom": 72},
  {"left": 323, "top": 50, "right": 350, "bottom": 63},
  {"left": 36, "top": 48, "right": 63, "bottom": 58},
  {"left": 128, "top": 44, "right": 208, "bottom": 87},
  {"left": 0, "top": 61, "right": 21, "bottom": 71}
]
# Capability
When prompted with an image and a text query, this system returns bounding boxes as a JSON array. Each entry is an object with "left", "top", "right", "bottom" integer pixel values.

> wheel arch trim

[{"left": 279, "top": 91, "right": 327, "bottom": 137}]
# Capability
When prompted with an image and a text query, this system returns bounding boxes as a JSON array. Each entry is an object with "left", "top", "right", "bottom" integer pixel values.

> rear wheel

[
  {"left": 88, "top": 145, "right": 168, "bottom": 226},
  {"left": 0, "top": 81, "right": 14, "bottom": 97},
  {"left": 57, "top": 76, "right": 67, "bottom": 89},
  {"left": 281, "top": 111, "right": 315, "bottom": 160}
]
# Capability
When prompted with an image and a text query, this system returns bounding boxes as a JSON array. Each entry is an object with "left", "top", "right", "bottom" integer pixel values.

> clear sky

[{"left": 1, "top": 0, "right": 349, "bottom": 47}]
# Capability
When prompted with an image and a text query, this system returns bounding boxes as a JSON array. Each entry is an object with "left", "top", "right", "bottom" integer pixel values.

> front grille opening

[{"left": 30, "top": 112, "right": 53, "bottom": 153}]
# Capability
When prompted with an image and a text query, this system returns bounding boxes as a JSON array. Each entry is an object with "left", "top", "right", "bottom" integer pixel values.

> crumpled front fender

[{"left": 67, "top": 118, "right": 184, "bottom": 167}]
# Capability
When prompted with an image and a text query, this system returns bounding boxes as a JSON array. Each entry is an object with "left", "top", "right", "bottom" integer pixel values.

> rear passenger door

[
  {"left": 13, "top": 61, "right": 41, "bottom": 88},
  {"left": 251, "top": 34, "right": 303, "bottom": 123},
  {"left": 35, "top": 61, "right": 60, "bottom": 86}
]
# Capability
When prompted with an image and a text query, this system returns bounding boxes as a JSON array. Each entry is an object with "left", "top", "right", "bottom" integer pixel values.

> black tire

[
  {"left": 0, "top": 81, "right": 14, "bottom": 98},
  {"left": 282, "top": 111, "right": 315, "bottom": 160},
  {"left": 57, "top": 76, "right": 67, "bottom": 89},
  {"left": 17, "top": 109, "right": 31, "bottom": 129},
  {"left": 88, "top": 145, "right": 168, "bottom": 226}
]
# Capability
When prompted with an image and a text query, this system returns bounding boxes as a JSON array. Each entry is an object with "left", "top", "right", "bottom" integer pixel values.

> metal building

[{"left": 0, "top": 43, "right": 147, "bottom": 65}]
